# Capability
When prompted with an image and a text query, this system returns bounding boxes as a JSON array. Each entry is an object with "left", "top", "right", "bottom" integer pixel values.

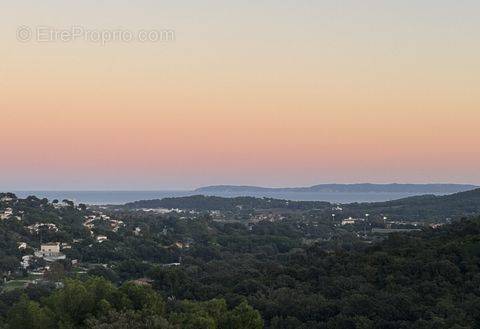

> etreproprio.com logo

[{"left": 17, "top": 25, "right": 175, "bottom": 45}]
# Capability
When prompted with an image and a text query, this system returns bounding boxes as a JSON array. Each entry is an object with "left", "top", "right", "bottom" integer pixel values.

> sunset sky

[{"left": 1, "top": 1, "right": 480, "bottom": 190}]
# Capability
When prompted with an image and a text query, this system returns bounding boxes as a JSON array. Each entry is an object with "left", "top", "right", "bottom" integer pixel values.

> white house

[
  {"left": 27, "top": 223, "right": 58, "bottom": 233},
  {"left": 0, "top": 196, "right": 14, "bottom": 202},
  {"left": 61, "top": 242, "right": 72, "bottom": 250},
  {"left": 96, "top": 235, "right": 108, "bottom": 243},
  {"left": 341, "top": 217, "right": 365, "bottom": 226},
  {"left": 0, "top": 208, "right": 13, "bottom": 220},
  {"left": 21, "top": 255, "right": 33, "bottom": 269},
  {"left": 18, "top": 242, "right": 28, "bottom": 250}
]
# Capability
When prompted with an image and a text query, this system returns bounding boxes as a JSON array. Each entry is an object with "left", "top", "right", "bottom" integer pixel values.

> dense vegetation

[
  {"left": 152, "top": 218, "right": 480, "bottom": 328},
  {"left": 0, "top": 277, "right": 262, "bottom": 329},
  {"left": 125, "top": 195, "right": 330, "bottom": 211},
  {"left": 344, "top": 188, "right": 480, "bottom": 220},
  {"left": 2, "top": 192, "right": 480, "bottom": 328},
  {"left": 125, "top": 189, "right": 480, "bottom": 221}
]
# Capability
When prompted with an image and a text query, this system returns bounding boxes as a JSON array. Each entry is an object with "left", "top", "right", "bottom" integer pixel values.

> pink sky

[{"left": 1, "top": 1, "right": 480, "bottom": 189}]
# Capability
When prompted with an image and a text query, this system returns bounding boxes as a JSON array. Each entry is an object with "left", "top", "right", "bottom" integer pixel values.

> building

[
  {"left": 341, "top": 217, "right": 365, "bottom": 225},
  {"left": 21, "top": 255, "right": 34, "bottom": 269},
  {"left": 0, "top": 208, "right": 13, "bottom": 220},
  {"left": 35, "top": 243, "right": 66, "bottom": 262},
  {"left": 130, "top": 278, "right": 153, "bottom": 286},
  {"left": 0, "top": 196, "right": 14, "bottom": 202},
  {"left": 18, "top": 242, "right": 28, "bottom": 250},
  {"left": 96, "top": 235, "right": 108, "bottom": 243},
  {"left": 61, "top": 242, "right": 72, "bottom": 250},
  {"left": 27, "top": 223, "right": 58, "bottom": 233},
  {"left": 371, "top": 228, "right": 421, "bottom": 234},
  {"left": 41, "top": 243, "right": 60, "bottom": 254}
]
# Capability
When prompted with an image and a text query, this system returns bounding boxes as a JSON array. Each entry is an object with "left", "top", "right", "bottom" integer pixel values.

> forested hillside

[
  {"left": 345, "top": 188, "right": 480, "bottom": 220},
  {"left": 125, "top": 189, "right": 480, "bottom": 221},
  {"left": 125, "top": 195, "right": 330, "bottom": 211},
  {"left": 144, "top": 218, "right": 480, "bottom": 328},
  {"left": 2, "top": 193, "right": 480, "bottom": 328}
]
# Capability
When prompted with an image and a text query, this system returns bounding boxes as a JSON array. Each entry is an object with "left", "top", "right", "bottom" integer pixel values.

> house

[
  {"left": 53, "top": 203, "right": 69, "bottom": 209},
  {"left": 41, "top": 243, "right": 60, "bottom": 254},
  {"left": 35, "top": 243, "right": 66, "bottom": 262},
  {"left": 96, "top": 235, "right": 108, "bottom": 243},
  {"left": 341, "top": 217, "right": 365, "bottom": 226},
  {"left": 0, "top": 196, "right": 14, "bottom": 202},
  {"left": 174, "top": 241, "right": 190, "bottom": 249},
  {"left": 61, "top": 242, "right": 71, "bottom": 250},
  {"left": 18, "top": 242, "right": 28, "bottom": 250},
  {"left": 371, "top": 228, "right": 421, "bottom": 234},
  {"left": 21, "top": 255, "right": 34, "bottom": 269},
  {"left": 109, "top": 220, "right": 124, "bottom": 232},
  {"left": 27, "top": 223, "right": 58, "bottom": 233},
  {"left": 0, "top": 208, "right": 13, "bottom": 220},
  {"left": 130, "top": 278, "right": 153, "bottom": 286}
]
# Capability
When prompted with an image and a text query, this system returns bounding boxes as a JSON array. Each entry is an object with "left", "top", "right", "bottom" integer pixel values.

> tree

[
  {"left": 62, "top": 199, "right": 75, "bottom": 207},
  {"left": 0, "top": 256, "right": 19, "bottom": 273},
  {"left": 86, "top": 310, "right": 171, "bottom": 329},
  {"left": 47, "top": 279, "right": 95, "bottom": 326},
  {"left": 222, "top": 301, "right": 263, "bottom": 329},
  {"left": 45, "top": 262, "right": 65, "bottom": 282},
  {"left": 120, "top": 282, "right": 165, "bottom": 316},
  {"left": 6, "top": 295, "right": 53, "bottom": 329}
]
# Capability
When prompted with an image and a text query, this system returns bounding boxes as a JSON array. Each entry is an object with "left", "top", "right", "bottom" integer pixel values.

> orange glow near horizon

[{"left": 1, "top": 1, "right": 480, "bottom": 189}]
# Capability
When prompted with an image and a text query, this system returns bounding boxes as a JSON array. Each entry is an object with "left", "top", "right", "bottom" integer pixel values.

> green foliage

[
  {"left": 125, "top": 195, "right": 330, "bottom": 212},
  {"left": 168, "top": 298, "right": 263, "bottom": 329},
  {"left": 6, "top": 295, "right": 53, "bottom": 329},
  {"left": 223, "top": 301, "right": 264, "bottom": 329},
  {"left": 85, "top": 310, "right": 171, "bottom": 329},
  {"left": 143, "top": 218, "right": 480, "bottom": 328},
  {"left": 0, "top": 278, "right": 263, "bottom": 329},
  {"left": 119, "top": 282, "right": 164, "bottom": 316}
]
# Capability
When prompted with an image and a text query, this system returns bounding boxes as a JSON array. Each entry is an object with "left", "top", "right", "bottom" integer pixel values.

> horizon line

[{"left": 4, "top": 182, "right": 480, "bottom": 193}]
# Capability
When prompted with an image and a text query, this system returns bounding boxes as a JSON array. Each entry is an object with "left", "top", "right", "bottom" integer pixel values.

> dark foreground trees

[{"left": 1, "top": 277, "right": 263, "bottom": 329}]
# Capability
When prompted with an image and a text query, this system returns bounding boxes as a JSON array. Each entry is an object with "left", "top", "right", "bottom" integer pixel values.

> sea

[{"left": 10, "top": 190, "right": 448, "bottom": 205}]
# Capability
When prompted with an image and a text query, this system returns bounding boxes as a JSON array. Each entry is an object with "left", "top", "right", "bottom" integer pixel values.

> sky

[{"left": 1, "top": 1, "right": 480, "bottom": 190}]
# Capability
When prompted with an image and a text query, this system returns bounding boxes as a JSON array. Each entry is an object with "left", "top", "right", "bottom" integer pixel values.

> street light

[{"left": 364, "top": 213, "right": 370, "bottom": 237}]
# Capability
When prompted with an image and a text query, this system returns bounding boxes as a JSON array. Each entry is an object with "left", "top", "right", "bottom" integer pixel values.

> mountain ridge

[{"left": 195, "top": 183, "right": 478, "bottom": 194}]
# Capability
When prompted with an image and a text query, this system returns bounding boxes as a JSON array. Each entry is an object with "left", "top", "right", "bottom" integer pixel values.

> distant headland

[{"left": 195, "top": 183, "right": 478, "bottom": 194}]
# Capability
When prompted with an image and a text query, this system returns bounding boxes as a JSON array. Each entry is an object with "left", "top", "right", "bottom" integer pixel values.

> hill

[
  {"left": 125, "top": 188, "right": 480, "bottom": 221},
  {"left": 124, "top": 195, "right": 330, "bottom": 211},
  {"left": 344, "top": 188, "right": 480, "bottom": 220},
  {"left": 195, "top": 183, "right": 478, "bottom": 194}
]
